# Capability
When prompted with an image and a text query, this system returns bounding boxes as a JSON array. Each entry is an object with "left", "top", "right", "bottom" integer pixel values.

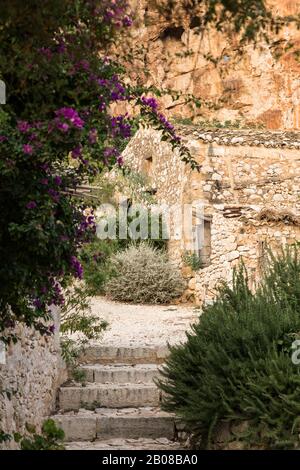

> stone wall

[
  {"left": 0, "top": 309, "right": 64, "bottom": 449},
  {"left": 122, "top": 0, "right": 300, "bottom": 129},
  {"left": 123, "top": 127, "right": 188, "bottom": 263},
  {"left": 123, "top": 126, "right": 300, "bottom": 304},
  {"left": 193, "top": 210, "right": 300, "bottom": 305}
]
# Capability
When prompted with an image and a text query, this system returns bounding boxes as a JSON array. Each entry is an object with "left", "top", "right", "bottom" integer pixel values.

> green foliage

[
  {"left": 72, "top": 368, "right": 87, "bottom": 383},
  {"left": 105, "top": 242, "right": 185, "bottom": 304},
  {"left": 60, "top": 336, "right": 81, "bottom": 368},
  {"left": 109, "top": 166, "right": 156, "bottom": 205},
  {"left": 0, "top": 1, "right": 190, "bottom": 340},
  {"left": 158, "top": 245, "right": 300, "bottom": 449},
  {"left": 0, "top": 1, "right": 130, "bottom": 338},
  {"left": 0, "top": 430, "right": 12, "bottom": 444},
  {"left": 60, "top": 284, "right": 108, "bottom": 339},
  {"left": 80, "top": 206, "right": 168, "bottom": 295},
  {"left": 15, "top": 420, "right": 65, "bottom": 450},
  {"left": 79, "top": 238, "right": 120, "bottom": 295},
  {"left": 182, "top": 251, "right": 203, "bottom": 271},
  {"left": 60, "top": 283, "right": 108, "bottom": 368}
]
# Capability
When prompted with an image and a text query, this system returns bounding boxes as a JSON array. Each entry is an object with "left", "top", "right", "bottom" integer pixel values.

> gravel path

[{"left": 89, "top": 297, "right": 200, "bottom": 348}]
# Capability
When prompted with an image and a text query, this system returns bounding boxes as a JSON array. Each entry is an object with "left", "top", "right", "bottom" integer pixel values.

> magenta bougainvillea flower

[
  {"left": 17, "top": 121, "right": 31, "bottom": 133},
  {"left": 23, "top": 144, "right": 34, "bottom": 154},
  {"left": 26, "top": 201, "right": 37, "bottom": 209}
]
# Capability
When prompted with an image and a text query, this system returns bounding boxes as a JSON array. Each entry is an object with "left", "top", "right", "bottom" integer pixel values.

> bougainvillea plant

[
  {"left": 0, "top": 0, "right": 293, "bottom": 342},
  {"left": 0, "top": 0, "right": 196, "bottom": 342}
]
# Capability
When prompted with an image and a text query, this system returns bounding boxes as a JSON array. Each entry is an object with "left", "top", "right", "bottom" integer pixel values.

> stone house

[{"left": 123, "top": 125, "right": 300, "bottom": 305}]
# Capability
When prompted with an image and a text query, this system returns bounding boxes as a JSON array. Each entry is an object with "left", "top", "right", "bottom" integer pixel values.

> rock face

[
  {"left": 0, "top": 309, "right": 65, "bottom": 449},
  {"left": 123, "top": 126, "right": 300, "bottom": 304},
  {"left": 122, "top": 0, "right": 300, "bottom": 129}
]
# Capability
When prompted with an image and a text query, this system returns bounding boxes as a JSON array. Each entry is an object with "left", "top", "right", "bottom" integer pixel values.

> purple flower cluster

[
  {"left": 40, "top": 163, "right": 50, "bottom": 173},
  {"left": 157, "top": 113, "right": 175, "bottom": 132},
  {"left": 140, "top": 96, "right": 181, "bottom": 142},
  {"left": 70, "top": 255, "right": 84, "bottom": 279},
  {"left": 122, "top": 16, "right": 133, "bottom": 27},
  {"left": 50, "top": 281, "right": 65, "bottom": 306},
  {"left": 77, "top": 212, "right": 96, "bottom": 238},
  {"left": 56, "top": 41, "right": 66, "bottom": 54},
  {"left": 48, "top": 188, "right": 60, "bottom": 203},
  {"left": 54, "top": 175, "right": 62, "bottom": 186},
  {"left": 88, "top": 128, "right": 98, "bottom": 144},
  {"left": 91, "top": 74, "right": 128, "bottom": 102},
  {"left": 0, "top": 135, "right": 7, "bottom": 142},
  {"left": 71, "top": 145, "right": 82, "bottom": 159},
  {"left": 158, "top": 113, "right": 181, "bottom": 141},
  {"left": 26, "top": 201, "right": 37, "bottom": 209},
  {"left": 117, "top": 155, "right": 124, "bottom": 166},
  {"left": 110, "top": 115, "right": 131, "bottom": 138},
  {"left": 98, "top": 96, "right": 106, "bottom": 112},
  {"left": 110, "top": 79, "right": 127, "bottom": 101},
  {"left": 103, "top": 0, "right": 132, "bottom": 28},
  {"left": 96, "top": 78, "right": 109, "bottom": 87},
  {"left": 56, "top": 122, "right": 69, "bottom": 133},
  {"left": 141, "top": 96, "right": 158, "bottom": 111},
  {"left": 23, "top": 144, "right": 34, "bottom": 155},
  {"left": 33, "top": 298, "right": 44, "bottom": 309},
  {"left": 74, "top": 60, "right": 90, "bottom": 71},
  {"left": 55, "top": 107, "right": 85, "bottom": 131},
  {"left": 140, "top": 95, "right": 182, "bottom": 143},
  {"left": 103, "top": 146, "right": 121, "bottom": 163},
  {"left": 17, "top": 121, "right": 31, "bottom": 133},
  {"left": 38, "top": 47, "right": 53, "bottom": 60}
]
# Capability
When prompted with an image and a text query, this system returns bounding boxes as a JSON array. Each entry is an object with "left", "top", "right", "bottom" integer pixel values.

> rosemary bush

[{"left": 158, "top": 246, "right": 300, "bottom": 449}]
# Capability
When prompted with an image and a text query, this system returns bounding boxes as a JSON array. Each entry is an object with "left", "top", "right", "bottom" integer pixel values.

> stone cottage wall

[
  {"left": 190, "top": 211, "right": 300, "bottom": 304},
  {"left": 122, "top": 127, "right": 187, "bottom": 263},
  {"left": 0, "top": 309, "right": 64, "bottom": 449},
  {"left": 124, "top": 126, "right": 300, "bottom": 305}
]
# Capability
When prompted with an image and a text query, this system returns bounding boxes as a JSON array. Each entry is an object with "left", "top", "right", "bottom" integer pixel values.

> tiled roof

[{"left": 176, "top": 125, "right": 300, "bottom": 149}]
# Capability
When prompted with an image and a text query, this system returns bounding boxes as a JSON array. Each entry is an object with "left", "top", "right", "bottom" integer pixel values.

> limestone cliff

[{"left": 121, "top": 0, "right": 300, "bottom": 129}]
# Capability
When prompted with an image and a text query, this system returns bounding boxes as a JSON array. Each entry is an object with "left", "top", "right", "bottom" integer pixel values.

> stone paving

[
  {"left": 53, "top": 298, "right": 198, "bottom": 450},
  {"left": 66, "top": 437, "right": 183, "bottom": 450}
]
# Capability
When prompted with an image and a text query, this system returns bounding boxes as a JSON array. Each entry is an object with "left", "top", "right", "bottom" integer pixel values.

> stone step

[
  {"left": 53, "top": 407, "right": 175, "bottom": 441},
  {"left": 59, "top": 383, "right": 161, "bottom": 411},
  {"left": 80, "top": 363, "right": 160, "bottom": 384},
  {"left": 65, "top": 437, "right": 182, "bottom": 450},
  {"left": 80, "top": 345, "right": 169, "bottom": 365}
]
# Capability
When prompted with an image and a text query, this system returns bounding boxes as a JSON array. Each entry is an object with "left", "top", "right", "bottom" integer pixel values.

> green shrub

[
  {"left": 158, "top": 246, "right": 300, "bottom": 449},
  {"left": 79, "top": 239, "right": 119, "bottom": 295},
  {"left": 105, "top": 243, "right": 185, "bottom": 304},
  {"left": 80, "top": 212, "right": 168, "bottom": 295},
  {"left": 15, "top": 420, "right": 65, "bottom": 450},
  {"left": 60, "top": 283, "right": 108, "bottom": 370},
  {"left": 0, "top": 430, "right": 11, "bottom": 444},
  {"left": 182, "top": 251, "right": 204, "bottom": 271}
]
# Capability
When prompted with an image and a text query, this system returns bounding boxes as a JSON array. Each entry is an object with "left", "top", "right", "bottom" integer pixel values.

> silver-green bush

[{"left": 105, "top": 243, "right": 185, "bottom": 304}]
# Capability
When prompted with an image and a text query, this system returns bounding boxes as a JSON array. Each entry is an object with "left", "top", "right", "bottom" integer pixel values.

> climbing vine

[{"left": 0, "top": 1, "right": 193, "bottom": 342}]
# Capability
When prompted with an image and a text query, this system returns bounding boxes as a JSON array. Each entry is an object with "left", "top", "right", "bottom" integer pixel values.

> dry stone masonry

[
  {"left": 123, "top": 126, "right": 300, "bottom": 305},
  {"left": 0, "top": 310, "right": 63, "bottom": 449}
]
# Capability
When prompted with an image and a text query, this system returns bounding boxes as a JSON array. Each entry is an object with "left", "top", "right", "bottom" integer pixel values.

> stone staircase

[{"left": 52, "top": 345, "right": 181, "bottom": 450}]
